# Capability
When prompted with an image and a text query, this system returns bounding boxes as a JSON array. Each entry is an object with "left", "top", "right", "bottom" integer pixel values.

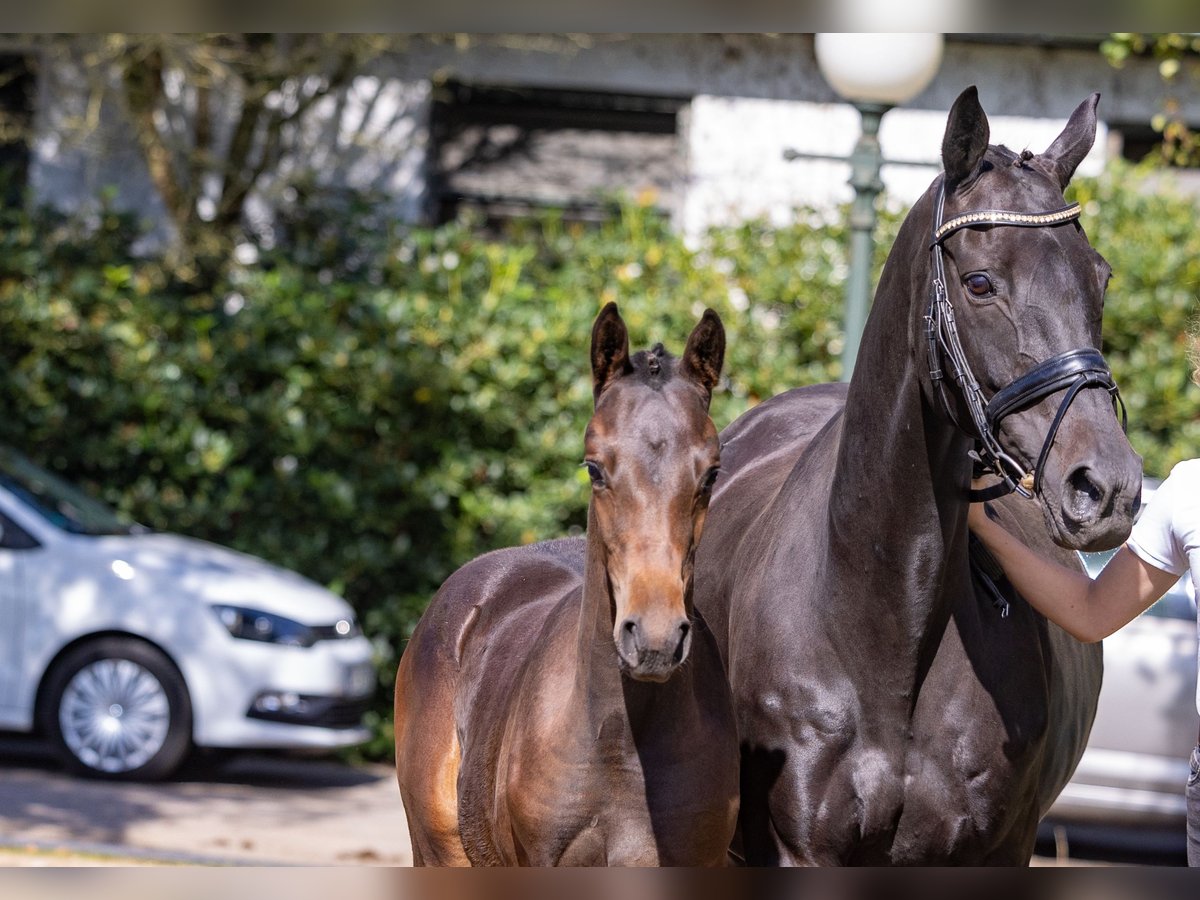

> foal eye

[
  {"left": 699, "top": 466, "right": 721, "bottom": 494},
  {"left": 583, "top": 460, "right": 606, "bottom": 486},
  {"left": 964, "top": 273, "right": 994, "bottom": 297}
]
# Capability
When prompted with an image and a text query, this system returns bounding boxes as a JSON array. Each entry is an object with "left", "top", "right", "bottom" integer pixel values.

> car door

[
  {"left": 0, "top": 510, "right": 33, "bottom": 711},
  {"left": 1086, "top": 577, "right": 1199, "bottom": 799}
]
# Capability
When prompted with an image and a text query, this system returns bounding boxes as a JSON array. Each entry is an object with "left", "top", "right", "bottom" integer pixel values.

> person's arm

[{"left": 967, "top": 501, "right": 1180, "bottom": 643}]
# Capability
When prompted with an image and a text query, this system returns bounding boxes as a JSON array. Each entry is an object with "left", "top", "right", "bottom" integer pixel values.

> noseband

[{"left": 925, "top": 179, "right": 1127, "bottom": 503}]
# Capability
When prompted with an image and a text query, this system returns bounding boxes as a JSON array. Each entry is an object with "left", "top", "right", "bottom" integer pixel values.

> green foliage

[
  {"left": 1101, "top": 33, "right": 1200, "bottom": 166},
  {"left": 1069, "top": 163, "right": 1200, "bottom": 477},
  {"left": 0, "top": 194, "right": 879, "bottom": 758},
  {"left": 1, "top": 169, "right": 1195, "bottom": 759}
]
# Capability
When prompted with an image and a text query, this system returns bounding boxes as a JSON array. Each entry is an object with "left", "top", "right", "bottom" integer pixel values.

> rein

[{"left": 924, "top": 178, "right": 1127, "bottom": 503}]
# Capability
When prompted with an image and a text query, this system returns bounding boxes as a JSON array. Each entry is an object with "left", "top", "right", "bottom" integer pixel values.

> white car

[
  {"left": 1049, "top": 478, "right": 1200, "bottom": 827},
  {"left": 0, "top": 445, "right": 375, "bottom": 780}
]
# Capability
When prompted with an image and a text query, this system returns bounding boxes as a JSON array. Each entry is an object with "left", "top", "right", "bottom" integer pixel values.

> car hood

[{"left": 72, "top": 532, "right": 354, "bottom": 625}]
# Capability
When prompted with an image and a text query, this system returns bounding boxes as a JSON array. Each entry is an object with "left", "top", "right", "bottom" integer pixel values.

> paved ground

[
  {"left": 0, "top": 735, "right": 1183, "bottom": 866},
  {"left": 0, "top": 737, "right": 411, "bottom": 866}
]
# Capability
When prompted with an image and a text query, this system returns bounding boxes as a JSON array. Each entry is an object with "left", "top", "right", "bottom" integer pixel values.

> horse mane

[{"left": 992, "top": 144, "right": 1036, "bottom": 168}]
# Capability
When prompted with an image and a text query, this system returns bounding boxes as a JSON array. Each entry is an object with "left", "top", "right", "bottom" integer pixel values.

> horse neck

[{"left": 824, "top": 195, "right": 974, "bottom": 685}]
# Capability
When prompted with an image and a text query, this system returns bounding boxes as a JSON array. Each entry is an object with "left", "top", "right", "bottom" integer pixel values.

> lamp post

[{"left": 814, "top": 33, "right": 943, "bottom": 380}]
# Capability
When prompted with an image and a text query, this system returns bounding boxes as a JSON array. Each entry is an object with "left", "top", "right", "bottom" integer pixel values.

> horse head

[
  {"left": 926, "top": 86, "right": 1141, "bottom": 551},
  {"left": 587, "top": 302, "right": 725, "bottom": 682}
]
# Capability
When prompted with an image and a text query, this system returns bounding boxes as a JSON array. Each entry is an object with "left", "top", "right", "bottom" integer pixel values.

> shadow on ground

[{"left": 0, "top": 732, "right": 382, "bottom": 789}]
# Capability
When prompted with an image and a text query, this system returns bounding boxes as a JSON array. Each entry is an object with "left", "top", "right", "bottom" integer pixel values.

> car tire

[{"left": 40, "top": 637, "right": 192, "bottom": 781}]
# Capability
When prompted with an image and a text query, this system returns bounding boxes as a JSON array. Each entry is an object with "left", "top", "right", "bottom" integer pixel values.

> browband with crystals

[{"left": 932, "top": 202, "right": 1081, "bottom": 245}]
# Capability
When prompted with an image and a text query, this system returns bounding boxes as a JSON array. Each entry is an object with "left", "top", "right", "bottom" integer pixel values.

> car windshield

[{"left": 0, "top": 446, "right": 137, "bottom": 536}]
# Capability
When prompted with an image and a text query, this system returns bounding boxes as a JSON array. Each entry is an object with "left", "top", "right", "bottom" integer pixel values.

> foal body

[{"left": 396, "top": 307, "right": 738, "bottom": 866}]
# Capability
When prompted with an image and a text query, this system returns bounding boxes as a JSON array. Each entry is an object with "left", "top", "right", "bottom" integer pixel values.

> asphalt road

[
  {"left": 0, "top": 736, "right": 411, "bottom": 866},
  {"left": 0, "top": 734, "right": 1186, "bottom": 866}
]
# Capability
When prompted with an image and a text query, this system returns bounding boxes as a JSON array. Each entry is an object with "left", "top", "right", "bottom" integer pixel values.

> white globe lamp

[{"left": 814, "top": 33, "right": 944, "bottom": 380}]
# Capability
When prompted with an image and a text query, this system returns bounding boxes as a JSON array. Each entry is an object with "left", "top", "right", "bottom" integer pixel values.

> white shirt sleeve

[{"left": 1126, "top": 463, "right": 1191, "bottom": 576}]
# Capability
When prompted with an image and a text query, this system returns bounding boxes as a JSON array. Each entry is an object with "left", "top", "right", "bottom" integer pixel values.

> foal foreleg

[{"left": 395, "top": 653, "right": 471, "bottom": 866}]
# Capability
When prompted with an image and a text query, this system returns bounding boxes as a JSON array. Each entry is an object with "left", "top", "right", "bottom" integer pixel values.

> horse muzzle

[{"left": 1045, "top": 443, "right": 1142, "bottom": 552}]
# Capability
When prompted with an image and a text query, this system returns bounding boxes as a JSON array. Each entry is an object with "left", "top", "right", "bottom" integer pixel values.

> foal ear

[
  {"left": 941, "top": 85, "right": 990, "bottom": 189},
  {"left": 1042, "top": 93, "right": 1100, "bottom": 190},
  {"left": 681, "top": 308, "right": 725, "bottom": 403},
  {"left": 591, "top": 301, "right": 632, "bottom": 403}
]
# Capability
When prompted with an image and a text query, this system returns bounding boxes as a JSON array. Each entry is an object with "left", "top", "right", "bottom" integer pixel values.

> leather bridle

[{"left": 924, "top": 178, "right": 1127, "bottom": 503}]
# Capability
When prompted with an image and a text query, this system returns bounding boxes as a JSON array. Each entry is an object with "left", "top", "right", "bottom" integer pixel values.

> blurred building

[{"left": 18, "top": 34, "right": 1200, "bottom": 238}]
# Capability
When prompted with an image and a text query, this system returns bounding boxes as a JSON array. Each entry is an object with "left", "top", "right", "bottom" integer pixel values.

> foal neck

[{"left": 573, "top": 505, "right": 692, "bottom": 729}]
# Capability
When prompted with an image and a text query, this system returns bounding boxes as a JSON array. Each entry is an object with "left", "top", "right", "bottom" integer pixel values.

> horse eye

[
  {"left": 964, "top": 273, "right": 993, "bottom": 297},
  {"left": 700, "top": 466, "right": 721, "bottom": 493},
  {"left": 583, "top": 460, "right": 606, "bottom": 486}
]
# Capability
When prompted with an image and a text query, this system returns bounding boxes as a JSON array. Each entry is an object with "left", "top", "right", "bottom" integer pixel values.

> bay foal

[{"left": 395, "top": 304, "right": 738, "bottom": 866}]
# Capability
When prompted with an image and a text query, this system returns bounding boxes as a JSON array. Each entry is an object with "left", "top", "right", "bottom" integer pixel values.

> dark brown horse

[
  {"left": 395, "top": 304, "right": 739, "bottom": 866},
  {"left": 693, "top": 88, "right": 1143, "bottom": 864}
]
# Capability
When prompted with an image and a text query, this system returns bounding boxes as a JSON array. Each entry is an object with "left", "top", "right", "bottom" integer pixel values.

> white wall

[
  {"left": 23, "top": 35, "right": 1167, "bottom": 239},
  {"left": 681, "top": 95, "right": 1108, "bottom": 234}
]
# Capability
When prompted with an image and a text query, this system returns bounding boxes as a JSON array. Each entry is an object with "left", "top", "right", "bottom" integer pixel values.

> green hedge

[
  {"left": 1068, "top": 165, "right": 1200, "bottom": 476},
  {"left": 0, "top": 165, "right": 1194, "bottom": 757}
]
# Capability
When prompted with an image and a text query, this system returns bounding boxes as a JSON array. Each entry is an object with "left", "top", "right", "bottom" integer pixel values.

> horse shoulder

[
  {"left": 984, "top": 493, "right": 1102, "bottom": 814},
  {"left": 695, "top": 386, "right": 845, "bottom": 651},
  {"left": 896, "top": 493, "right": 1100, "bottom": 861}
]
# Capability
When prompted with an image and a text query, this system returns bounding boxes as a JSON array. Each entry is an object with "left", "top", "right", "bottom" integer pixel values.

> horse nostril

[
  {"left": 1063, "top": 466, "right": 1108, "bottom": 524},
  {"left": 1068, "top": 467, "right": 1102, "bottom": 504}
]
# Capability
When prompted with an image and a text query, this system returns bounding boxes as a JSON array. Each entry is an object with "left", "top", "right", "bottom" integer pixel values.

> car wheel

[{"left": 41, "top": 637, "right": 192, "bottom": 781}]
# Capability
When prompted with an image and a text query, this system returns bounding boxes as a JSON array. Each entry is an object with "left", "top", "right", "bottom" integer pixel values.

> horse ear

[
  {"left": 591, "top": 302, "right": 632, "bottom": 403},
  {"left": 681, "top": 308, "right": 725, "bottom": 403},
  {"left": 941, "top": 86, "right": 990, "bottom": 189},
  {"left": 1042, "top": 93, "right": 1100, "bottom": 190}
]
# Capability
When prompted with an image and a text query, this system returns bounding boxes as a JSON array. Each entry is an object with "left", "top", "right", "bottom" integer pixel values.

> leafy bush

[
  {"left": 1069, "top": 162, "right": 1200, "bottom": 478},
  {"left": 0, "top": 167, "right": 1194, "bottom": 758},
  {"left": 0, "top": 195, "right": 891, "bottom": 756}
]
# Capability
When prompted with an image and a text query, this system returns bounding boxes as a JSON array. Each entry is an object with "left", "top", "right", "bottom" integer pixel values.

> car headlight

[{"left": 211, "top": 605, "right": 319, "bottom": 648}]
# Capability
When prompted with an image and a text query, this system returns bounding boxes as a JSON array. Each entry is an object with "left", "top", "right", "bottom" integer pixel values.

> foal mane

[{"left": 626, "top": 343, "right": 676, "bottom": 391}]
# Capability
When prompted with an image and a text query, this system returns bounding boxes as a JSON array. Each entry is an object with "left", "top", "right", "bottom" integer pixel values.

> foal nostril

[
  {"left": 673, "top": 620, "right": 692, "bottom": 665},
  {"left": 617, "top": 617, "right": 642, "bottom": 665}
]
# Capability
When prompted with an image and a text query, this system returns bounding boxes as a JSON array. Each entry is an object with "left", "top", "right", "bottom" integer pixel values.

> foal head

[
  {"left": 586, "top": 303, "right": 724, "bottom": 683},
  {"left": 926, "top": 87, "right": 1142, "bottom": 551}
]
